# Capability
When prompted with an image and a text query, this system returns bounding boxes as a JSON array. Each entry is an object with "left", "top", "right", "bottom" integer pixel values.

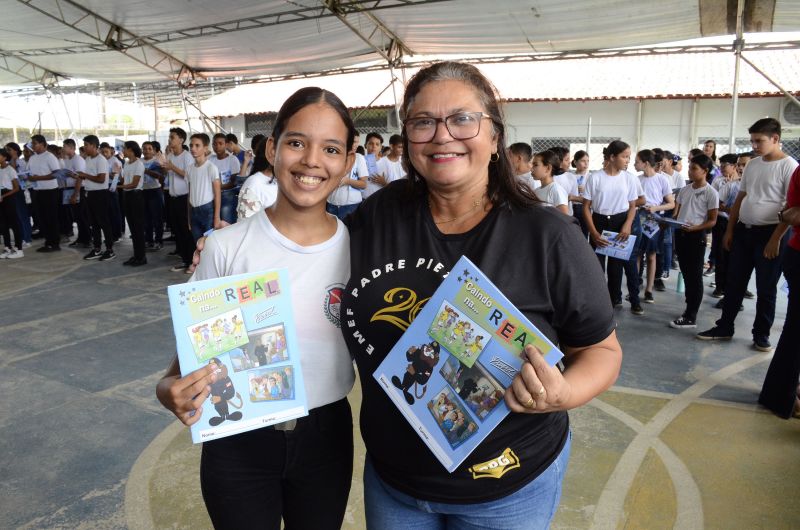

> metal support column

[{"left": 728, "top": 0, "right": 745, "bottom": 153}]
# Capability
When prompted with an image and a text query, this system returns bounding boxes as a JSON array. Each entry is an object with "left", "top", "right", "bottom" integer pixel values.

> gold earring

[{"left": 490, "top": 152, "right": 499, "bottom": 163}]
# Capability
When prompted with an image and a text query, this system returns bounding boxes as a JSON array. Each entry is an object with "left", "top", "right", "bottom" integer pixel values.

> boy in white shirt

[
  {"left": 101, "top": 143, "right": 124, "bottom": 242},
  {"left": 698, "top": 118, "right": 799, "bottom": 351},
  {"left": 187, "top": 133, "right": 222, "bottom": 242},
  {"left": 26, "top": 135, "right": 62, "bottom": 251},
  {"left": 63, "top": 139, "right": 91, "bottom": 247},
  {"left": 74, "top": 135, "right": 116, "bottom": 261},
  {"left": 508, "top": 142, "right": 540, "bottom": 191},
  {"left": 161, "top": 127, "right": 195, "bottom": 272},
  {"left": 327, "top": 131, "right": 367, "bottom": 220},
  {"left": 210, "top": 133, "right": 241, "bottom": 225}
]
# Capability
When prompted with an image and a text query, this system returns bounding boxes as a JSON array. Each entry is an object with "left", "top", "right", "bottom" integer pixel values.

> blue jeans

[
  {"left": 717, "top": 222, "right": 789, "bottom": 340},
  {"left": 190, "top": 201, "right": 214, "bottom": 242},
  {"left": 14, "top": 191, "right": 32, "bottom": 243},
  {"left": 364, "top": 433, "right": 571, "bottom": 530},
  {"left": 220, "top": 188, "right": 238, "bottom": 225},
  {"left": 326, "top": 202, "right": 360, "bottom": 221},
  {"left": 143, "top": 188, "right": 164, "bottom": 244}
]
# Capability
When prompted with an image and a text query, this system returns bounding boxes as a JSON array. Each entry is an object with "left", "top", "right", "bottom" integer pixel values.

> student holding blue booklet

[{"left": 157, "top": 87, "right": 357, "bottom": 529}]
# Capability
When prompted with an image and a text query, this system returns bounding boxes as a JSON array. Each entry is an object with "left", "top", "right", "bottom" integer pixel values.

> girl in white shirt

[
  {"left": 236, "top": 138, "right": 279, "bottom": 221},
  {"left": 583, "top": 140, "right": 640, "bottom": 308},
  {"left": 532, "top": 150, "right": 569, "bottom": 214},
  {"left": 0, "top": 148, "right": 23, "bottom": 258},
  {"left": 119, "top": 141, "right": 147, "bottom": 266},
  {"left": 157, "top": 87, "right": 357, "bottom": 529},
  {"left": 669, "top": 154, "right": 719, "bottom": 329}
]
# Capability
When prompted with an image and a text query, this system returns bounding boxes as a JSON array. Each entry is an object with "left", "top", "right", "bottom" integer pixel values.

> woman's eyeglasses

[{"left": 403, "top": 112, "right": 491, "bottom": 144}]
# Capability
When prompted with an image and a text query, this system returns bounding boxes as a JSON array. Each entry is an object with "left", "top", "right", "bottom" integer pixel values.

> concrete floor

[{"left": 1, "top": 237, "right": 798, "bottom": 529}]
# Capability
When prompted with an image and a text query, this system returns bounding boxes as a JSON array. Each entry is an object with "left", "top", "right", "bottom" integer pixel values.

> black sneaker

[
  {"left": 612, "top": 299, "right": 623, "bottom": 309},
  {"left": 631, "top": 304, "right": 644, "bottom": 316},
  {"left": 670, "top": 317, "right": 696, "bottom": 329},
  {"left": 703, "top": 265, "right": 715, "bottom": 276},
  {"left": 644, "top": 291, "right": 654, "bottom": 304},
  {"left": 83, "top": 248, "right": 102, "bottom": 260},
  {"left": 130, "top": 257, "right": 147, "bottom": 267},
  {"left": 123, "top": 257, "right": 136, "bottom": 266},
  {"left": 711, "top": 288, "right": 725, "bottom": 298},
  {"left": 753, "top": 337, "right": 772, "bottom": 352},
  {"left": 696, "top": 327, "right": 733, "bottom": 340},
  {"left": 662, "top": 271, "right": 670, "bottom": 279},
  {"left": 709, "top": 281, "right": 716, "bottom": 288},
  {"left": 145, "top": 242, "right": 154, "bottom": 250},
  {"left": 99, "top": 250, "right": 116, "bottom": 262},
  {"left": 743, "top": 290, "right": 755, "bottom": 299},
  {"left": 654, "top": 279, "right": 666, "bottom": 292}
]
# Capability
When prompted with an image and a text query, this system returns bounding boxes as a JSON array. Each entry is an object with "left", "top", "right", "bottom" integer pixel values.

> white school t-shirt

[
  {"left": 662, "top": 170, "right": 685, "bottom": 191},
  {"left": 187, "top": 160, "right": 220, "bottom": 207},
  {"left": 582, "top": 169, "right": 639, "bottom": 215},
  {"left": 554, "top": 172, "right": 579, "bottom": 198},
  {"left": 27, "top": 151, "right": 61, "bottom": 190},
  {"left": 328, "top": 152, "right": 367, "bottom": 206},
  {"left": 533, "top": 181, "right": 569, "bottom": 208},
  {"left": 0, "top": 165, "right": 18, "bottom": 190},
  {"left": 676, "top": 183, "right": 718, "bottom": 226},
  {"left": 167, "top": 150, "right": 194, "bottom": 197},
  {"left": 62, "top": 154, "right": 86, "bottom": 189},
  {"left": 209, "top": 153, "right": 241, "bottom": 186},
  {"left": 83, "top": 155, "right": 109, "bottom": 191},
  {"left": 639, "top": 173, "right": 672, "bottom": 207},
  {"left": 717, "top": 178, "right": 741, "bottom": 219},
  {"left": 122, "top": 159, "right": 145, "bottom": 190},
  {"left": 738, "top": 155, "right": 798, "bottom": 226},
  {"left": 192, "top": 212, "right": 355, "bottom": 410},
  {"left": 237, "top": 171, "right": 278, "bottom": 221},
  {"left": 363, "top": 156, "right": 405, "bottom": 199},
  {"left": 142, "top": 159, "right": 162, "bottom": 190}
]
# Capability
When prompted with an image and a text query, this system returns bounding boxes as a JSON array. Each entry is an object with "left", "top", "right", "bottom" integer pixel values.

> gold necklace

[{"left": 429, "top": 196, "right": 485, "bottom": 225}]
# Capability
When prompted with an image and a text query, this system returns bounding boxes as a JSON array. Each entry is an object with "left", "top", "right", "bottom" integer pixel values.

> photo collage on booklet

[{"left": 425, "top": 301, "right": 504, "bottom": 449}]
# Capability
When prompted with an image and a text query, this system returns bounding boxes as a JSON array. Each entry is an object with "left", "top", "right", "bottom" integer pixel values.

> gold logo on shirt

[
  {"left": 370, "top": 287, "right": 429, "bottom": 331},
  {"left": 468, "top": 448, "right": 520, "bottom": 479}
]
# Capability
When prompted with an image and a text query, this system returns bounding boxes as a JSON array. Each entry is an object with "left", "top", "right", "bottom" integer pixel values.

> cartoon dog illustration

[
  {"left": 391, "top": 341, "right": 441, "bottom": 405},
  {"left": 208, "top": 358, "right": 243, "bottom": 427}
]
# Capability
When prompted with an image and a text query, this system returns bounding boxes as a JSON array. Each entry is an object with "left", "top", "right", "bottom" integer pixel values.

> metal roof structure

[{"left": 1, "top": 0, "right": 799, "bottom": 107}]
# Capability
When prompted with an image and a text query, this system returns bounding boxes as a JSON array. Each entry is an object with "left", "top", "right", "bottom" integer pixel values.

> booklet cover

[
  {"left": 652, "top": 213, "right": 688, "bottom": 229},
  {"left": 373, "top": 255, "right": 564, "bottom": 472},
  {"left": 595, "top": 230, "right": 637, "bottom": 261},
  {"left": 167, "top": 269, "right": 308, "bottom": 443}
]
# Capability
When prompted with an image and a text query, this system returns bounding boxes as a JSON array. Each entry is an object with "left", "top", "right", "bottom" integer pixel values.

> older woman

[{"left": 342, "top": 62, "right": 622, "bottom": 528}]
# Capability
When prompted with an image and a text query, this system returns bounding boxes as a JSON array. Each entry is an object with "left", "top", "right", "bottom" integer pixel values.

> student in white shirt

[
  {"left": 4, "top": 143, "right": 32, "bottom": 246},
  {"left": 635, "top": 150, "right": 674, "bottom": 303},
  {"left": 583, "top": 140, "right": 642, "bottom": 312},
  {"left": 508, "top": 142, "right": 540, "bottom": 191},
  {"left": 118, "top": 141, "right": 147, "bottom": 266},
  {"left": 187, "top": 133, "right": 222, "bottom": 242},
  {"left": 0, "top": 148, "right": 23, "bottom": 258},
  {"left": 698, "top": 118, "right": 799, "bottom": 350},
  {"left": 27, "top": 134, "right": 62, "bottom": 251},
  {"left": 361, "top": 132, "right": 384, "bottom": 199},
  {"left": 210, "top": 133, "right": 242, "bottom": 225},
  {"left": 710, "top": 153, "right": 741, "bottom": 297},
  {"left": 669, "top": 154, "right": 719, "bottom": 329},
  {"left": 366, "top": 134, "right": 405, "bottom": 198},
  {"left": 531, "top": 150, "right": 569, "bottom": 214},
  {"left": 157, "top": 87, "right": 357, "bottom": 529},
  {"left": 61, "top": 139, "right": 91, "bottom": 247},
  {"left": 236, "top": 138, "right": 279, "bottom": 221},
  {"left": 75, "top": 135, "right": 116, "bottom": 261},
  {"left": 100, "top": 143, "right": 124, "bottom": 242},
  {"left": 160, "top": 128, "right": 195, "bottom": 272},
  {"left": 141, "top": 141, "right": 165, "bottom": 250},
  {"left": 327, "top": 131, "right": 367, "bottom": 220}
]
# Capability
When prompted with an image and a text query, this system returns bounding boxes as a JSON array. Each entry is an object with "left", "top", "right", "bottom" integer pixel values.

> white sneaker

[
  {"left": 0, "top": 248, "right": 10, "bottom": 259},
  {"left": 21, "top": 241, "right": 32, "bottom": 249},
  {"left": 6, "top": 249, "right": 23, "bottom": 259}
]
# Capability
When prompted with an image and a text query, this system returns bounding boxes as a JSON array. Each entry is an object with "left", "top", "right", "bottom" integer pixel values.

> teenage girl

[
  {"left": 669, "top": 154, "right": 719, "bottom": 329},
  {"left": 532, "top": 150, "right": 570, "bottom": 214},
  {"left": 583, "top": 140, "right": 641, "bottom": 310},
  {"left": 635, "top": 149, "right": 674, "bottom": 303},
  {"left": 569, "top": 150, "right": 590, "bottom": 237},
  {"left": 0, "top": 148, "right": 23, "bottom": 258},
  {"left": 118, "top": 141, "right": 146, "bottom": 266},
  {"left": 157, "top": 87, "right": 357, "bottom": 529},
  {"left": 236, "top": 137, "right": 278, "bottom": 221}
]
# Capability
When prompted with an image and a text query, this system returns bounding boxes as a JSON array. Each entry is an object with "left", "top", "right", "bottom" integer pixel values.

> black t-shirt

[{"left": 342, "top": 181, "right": 615, "bottom": 503}]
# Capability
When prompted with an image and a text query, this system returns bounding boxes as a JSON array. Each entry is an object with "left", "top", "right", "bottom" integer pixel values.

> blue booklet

[
  {"left": 373, "top": 255, "right": 564, "bottom": 472},
  {"left": 167, "top": 269, "right": 308, "bottom": 443},
  {"left": 595, "top": 230, "right": 637, "bottom": 261}
]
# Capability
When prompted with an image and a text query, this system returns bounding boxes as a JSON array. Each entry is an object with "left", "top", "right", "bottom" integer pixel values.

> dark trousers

[
  {"left": 109, "top": 190, "right": 123, "bottom": 240},
  {"left": 591, "top": 211, "right": 635, "bottom": 305},
  {"left": 573, "top": 203, "right": 589, "bottom": 239},
  {"left": 200, "top": 398, "right": 353, "bottom": 530},
  {"left": 14, "top": 191, "right": 32, "bottom": 243},
  {"left": 169, "top": 194, "right": 192, "bottom": 266},
  {"left": 86, "top": 190, "right": 114, "bottom": 250},
  {"left": 713, "top": 216, "right": 729, "bottom": 290},
  {"left": 36, "top": 188, "right": 60, "bottom": 248},
  {"left": 675, "top": 230, "right": 706, "bottom": 321},
  {"left": 124, "top": 191, "right": 145, "bottom": 259},
  {"left": 58, "top": 197, "right": 73, "bottom": 236},
  {"left": 143, "top": 189, "right": 164, "bottom": 244},
  {"left": 71, "top": 190, "right": 91, "bottom": 243},
  {"left": 758, "top": 246, "right": 800, "bottom": 418},
  {"left": 0, "top": 193, "right": 22, "bottom": 249},
  {"left": 717, "top": 223, "right": 789, "bottom": 340}
]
